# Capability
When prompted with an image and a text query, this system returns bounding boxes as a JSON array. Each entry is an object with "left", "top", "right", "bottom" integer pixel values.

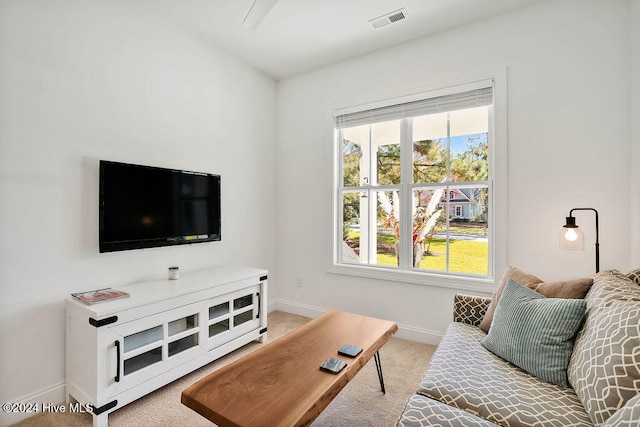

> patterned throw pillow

[
  {"left": 478, "top": 267, "right": 592, "bottom": 332},
  {"left": 568, "top": 271, "right": 640, "bottom": 426},
  {"left": 626, "top": 268, "right": 640, "bottom": 286},
  {"left": 481, "top": 279, "right": 587, "bottom": 387},
  {"left": 602, "top": 393, "right": 640, "bottom": 427}
]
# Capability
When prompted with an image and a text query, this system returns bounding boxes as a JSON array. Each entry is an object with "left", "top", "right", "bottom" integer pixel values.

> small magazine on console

[{"left": 72, "top": 288, "right": 130, "bottom": 305}]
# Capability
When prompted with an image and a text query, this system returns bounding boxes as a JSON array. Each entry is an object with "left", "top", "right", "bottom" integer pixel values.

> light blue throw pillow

[{"left": 481, "top": 278, "right": 587, "bottom": 387}]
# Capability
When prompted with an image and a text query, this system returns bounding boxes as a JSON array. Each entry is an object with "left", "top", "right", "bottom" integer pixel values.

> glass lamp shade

[{"left": 560, "top": 226, "right": 584, "bottom": 250}]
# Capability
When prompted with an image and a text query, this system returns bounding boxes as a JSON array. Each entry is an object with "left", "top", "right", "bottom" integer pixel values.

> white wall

[
  {"left": 632, "top": 0, "right": 640, "bottom": 263},
  {"left": 0, "top": 0, "right": 276, "bottom": 422},
  {"left": 275, "top": 0, "right": 635, "bottom": 341}
]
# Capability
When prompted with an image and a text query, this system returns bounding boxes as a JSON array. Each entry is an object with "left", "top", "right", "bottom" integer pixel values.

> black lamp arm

[{"left": 568, "top": 208, "right": 599, "bottom": 273}]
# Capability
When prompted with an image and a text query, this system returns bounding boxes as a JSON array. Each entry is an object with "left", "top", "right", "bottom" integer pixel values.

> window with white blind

[{"left": 332, "top": 72, "right": 506, "bottom": 287}]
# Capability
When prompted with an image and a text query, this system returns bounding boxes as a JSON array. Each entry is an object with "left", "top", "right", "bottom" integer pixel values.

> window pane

[
  {"left": 372, "top": 120, "right": 401, "bottom": 185},
  {"left": 341, "top": 191, "right": 361, "bottom": 263},
  {"left": 377, "top": 191, "right": 400, "bottom": 267},
  {"left": 341, "top": 190, "right": 400, "bottom": 267},
  {"left": 342, "top": 125, "right": 367, "bottom": 187},
  {"left": 447, "top": 186, "right": 488, "bottom": 275},
  {"left": 413, "top": 113, "right": 448, "bottom": 184},
  {"left": 412, "top": 186, "right": 488, "bottom": 276},
  {"left": 377, "top": 143, "right": 400, "bottom": 185},
  {"left": 412, "top": 188, "right": 446, "bottom": 272},
  {"left": 449, "top": 107, "right": 489, "bottom": 182}
]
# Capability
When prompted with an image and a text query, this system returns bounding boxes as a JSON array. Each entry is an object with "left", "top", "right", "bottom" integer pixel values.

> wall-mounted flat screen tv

[{"left": 99, "top": 160, "right": 221, "bottom": 253}]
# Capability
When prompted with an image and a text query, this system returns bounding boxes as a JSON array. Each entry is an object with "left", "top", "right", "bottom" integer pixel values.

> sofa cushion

[
  {"left": 481, "top": 279, "right": 586, "bottom": 387},
  {"left": 478, "top": 267, "right": 592, "bottom": 332},
  {"left": 418, "top": 322, "right": 592, "bottom": 427},
  {"left": 601, "top": 393, "right": 640, "bottom": 427},
  {"left": 397, "top": 394, "right": 501, "bottom": 427},
  {"left": 568, "top": 271, "right": 640, "bottom": 426}
]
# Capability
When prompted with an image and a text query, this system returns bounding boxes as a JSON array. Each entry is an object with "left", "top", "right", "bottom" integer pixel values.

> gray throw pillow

[{"left": 481, "top": 279, "right": 587, "bottom": 387}]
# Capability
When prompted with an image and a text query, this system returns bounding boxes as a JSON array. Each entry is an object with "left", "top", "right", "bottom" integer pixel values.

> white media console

[{"left": 65, "top": 266, "right": 268, "bottom": 427}]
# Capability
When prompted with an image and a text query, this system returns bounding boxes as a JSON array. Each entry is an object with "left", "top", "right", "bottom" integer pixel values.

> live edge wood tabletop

[{"left": 181, "top": 309, "right": 398, "bottom": 427}]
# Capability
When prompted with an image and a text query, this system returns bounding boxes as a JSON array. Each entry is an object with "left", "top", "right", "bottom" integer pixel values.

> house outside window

[{"left": 332, "top": 72, "right": 506, "bottom": 287}]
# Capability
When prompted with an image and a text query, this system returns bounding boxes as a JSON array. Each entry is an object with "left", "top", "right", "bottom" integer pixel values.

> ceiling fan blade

[{"left": 242, "top": 0, "right": 279, "bottom": 29}]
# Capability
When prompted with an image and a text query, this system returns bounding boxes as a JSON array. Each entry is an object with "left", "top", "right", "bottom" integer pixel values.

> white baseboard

[
  {"left": 394, "top": 323, "right": 442, "bottom": 346},
  {"left": 269, "top": 299, "right": 443, "bottom": 345},
  {"left": 1, "top": 381, "right": 66, "bottom": 427},
  {"left": 268, "top": 299, "right": 327, "bottom": 319}
]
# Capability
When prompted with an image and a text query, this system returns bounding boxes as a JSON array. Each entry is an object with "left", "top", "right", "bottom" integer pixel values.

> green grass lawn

[
  {"left": 418, "top": 238, "right": 488, "bottom": 274},
  {"left": 346, "top": 231, "right": 488, "bottom": 275}
]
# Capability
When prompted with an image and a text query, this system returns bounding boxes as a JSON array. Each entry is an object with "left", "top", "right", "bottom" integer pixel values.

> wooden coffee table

[{"left": 181, "top": 309, "right": 398, "bottom": 426}]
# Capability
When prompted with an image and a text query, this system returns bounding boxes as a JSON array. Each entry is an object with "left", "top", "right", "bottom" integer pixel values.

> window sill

[{"left": 327, "top": 263, "right": 497, "bottom": 294}]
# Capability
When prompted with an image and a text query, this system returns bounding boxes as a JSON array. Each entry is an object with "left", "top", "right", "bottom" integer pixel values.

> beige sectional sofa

[{"left": 398, "top": 269, "right": 640, "bottom": 427}]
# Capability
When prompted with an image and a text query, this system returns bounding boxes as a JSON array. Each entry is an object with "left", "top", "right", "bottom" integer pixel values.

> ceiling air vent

[{"left": 369, "top": 8, "right": 407, "bottom": 29}]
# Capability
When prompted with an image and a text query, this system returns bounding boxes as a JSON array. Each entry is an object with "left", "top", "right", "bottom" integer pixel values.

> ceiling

[{"left": 152, "top": 0, "right": 543, "bottom": 80}]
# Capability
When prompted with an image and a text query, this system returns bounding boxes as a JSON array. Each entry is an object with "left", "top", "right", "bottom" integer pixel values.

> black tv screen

[{"left": 99, "top": 160, "right": 221, "bottom": 253}]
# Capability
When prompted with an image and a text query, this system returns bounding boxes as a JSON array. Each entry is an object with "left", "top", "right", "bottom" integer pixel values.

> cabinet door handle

[
  {"left": 256, "top": 292, "right": 261, "bottom": 319},
  {"left": 115, "top": 340, "right": 121, "bottom": 383}
]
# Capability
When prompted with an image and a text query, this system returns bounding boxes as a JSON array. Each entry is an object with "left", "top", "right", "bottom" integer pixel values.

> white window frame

[{"left": 329, "top": 68, "right": 507, "bottom": 291}]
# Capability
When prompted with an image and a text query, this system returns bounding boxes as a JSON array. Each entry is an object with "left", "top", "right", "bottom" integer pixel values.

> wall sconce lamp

[{"left": 560, "top": 208, "right": 599, "bottom": 273}]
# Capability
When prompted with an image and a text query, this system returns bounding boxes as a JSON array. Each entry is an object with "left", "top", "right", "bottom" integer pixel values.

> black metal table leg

[{"left": 374, "top": 351, "right": 386, "bottom": 394}]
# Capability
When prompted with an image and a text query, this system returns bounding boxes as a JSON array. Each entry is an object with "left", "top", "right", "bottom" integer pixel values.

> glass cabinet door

[
  {"left": 209, "top": 301, "right": 231, "bottom": 339},
  {"left": 167, "top": 314, "right": 199, "bottom": 357},
  {"left": 110, "top": 301, "right": 207, "bottom": 395},
  {"left": 207, "top": 285, "right": 261, "bottom": 349},
  {"left": 122, "top": 326, "right": 163, "bottom": 375}
]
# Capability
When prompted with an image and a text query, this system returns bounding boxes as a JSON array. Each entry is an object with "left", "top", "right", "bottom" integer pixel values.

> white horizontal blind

[{"left": 335, "top": 85, "right": 493, "bottom": 129}]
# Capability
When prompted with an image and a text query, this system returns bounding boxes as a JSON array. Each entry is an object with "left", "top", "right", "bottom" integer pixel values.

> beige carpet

[{"left": 14, "top": 311, "right": 435, "bottom": 427}]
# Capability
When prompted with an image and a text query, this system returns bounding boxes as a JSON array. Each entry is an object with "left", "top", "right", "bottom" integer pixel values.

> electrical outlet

[{"left": 296, "top": 276, "right": 304, "bottom": 288}]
